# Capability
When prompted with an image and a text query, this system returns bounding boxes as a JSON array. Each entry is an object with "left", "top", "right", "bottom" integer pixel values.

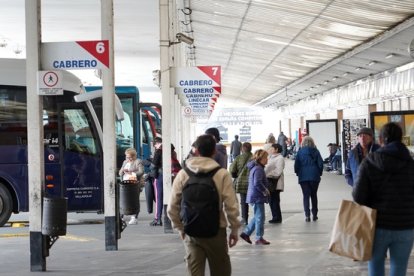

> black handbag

[{"left": 267, "top": 177, "right": 279, "bottom": 192}]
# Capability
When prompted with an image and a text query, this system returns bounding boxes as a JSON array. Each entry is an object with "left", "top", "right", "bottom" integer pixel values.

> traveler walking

[
  {"left": 167, "top": 134, "right": 240, "bottom": 276},
  {"left": 240, "top": 149, "right": 271, "bottom": 245},
  {"left": 230, "top": 135, "right": 242, "bottom": 162},
  {"left": 353, "top": 122, "right": 414, "bottom": 276},
  {"left": 278, "top": 131, "right": 288, "bottom": 157},
  {"left": 229, "top": 142, "right": 253, "bottom": 225},
  {"left": 294, "top": 136, "right": 323, "bottom": 222}
]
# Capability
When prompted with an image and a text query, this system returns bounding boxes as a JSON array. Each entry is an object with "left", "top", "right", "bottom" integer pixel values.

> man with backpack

[{"left": 167, "top": 134, "right": 240, "bottom": 276}]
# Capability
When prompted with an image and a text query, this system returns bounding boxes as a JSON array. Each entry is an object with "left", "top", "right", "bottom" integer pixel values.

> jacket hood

[
  {"left": 366, "top": 142, "right": 412, "bottom": 173},
  {"left": 247, "top": 160, "right": 258, "bottom": 170},
  {"left": 185, "top": 156, "right": 220, "bottom": 174}
]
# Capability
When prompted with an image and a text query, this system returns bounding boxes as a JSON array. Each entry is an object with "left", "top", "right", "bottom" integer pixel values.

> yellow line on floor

[
  {"left": 0, "top": 232, "right": 29, "bottom": 238},
  {"left": 0, "top": 232, "right": 96, "bottom": 241}
]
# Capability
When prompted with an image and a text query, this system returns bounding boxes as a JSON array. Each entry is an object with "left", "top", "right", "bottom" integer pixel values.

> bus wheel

[{"left": 0, "top": 184, "right": 13, "bottom": 227}]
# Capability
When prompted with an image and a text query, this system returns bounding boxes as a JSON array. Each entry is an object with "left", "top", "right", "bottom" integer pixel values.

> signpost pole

[
  {"left": 101, "top": 0, "right": 117, "bottom": 250},
  {"left": 26, "top": 0, "right": 46, "bottom": 271},
  {"left": 159, "top": 0, "right": 172, "bottom": 232}
]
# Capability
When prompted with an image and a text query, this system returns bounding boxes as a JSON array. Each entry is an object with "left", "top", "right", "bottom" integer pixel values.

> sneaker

[
  {"left": 313, "top": 216, "right": 318, "bottom": 221},
  {"left": 255, "top": 238, "right": 270, "bottom": 245},
  {"left": 149, "top": 219, "right": 162, "bottom": 226},
  {"left": 240, "top": 232, "right": 252, "bottom": 244},
  {"left": 128, "top": 216, "right": 138, "bottom": 225},
  {"left": 305, "top": 217, "right": 311, "bottom": 222},
  {"left": 268, "top": 219, "right": 282, "bottom": 224}
]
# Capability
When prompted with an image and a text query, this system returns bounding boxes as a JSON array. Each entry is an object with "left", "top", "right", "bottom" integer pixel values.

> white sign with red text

[{"left": 41, "top": 40, "right": 110, "bottom": 70}]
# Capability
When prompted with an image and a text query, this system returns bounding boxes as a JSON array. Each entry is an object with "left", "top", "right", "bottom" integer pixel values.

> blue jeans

[
  {"left": 330, "top": 155, "right": 341, "bottom": 170},
  {"left": 299, "top": 181, "right": 319, "bottom": 218},
  {"left": 369, "top": 228, "right": 414, "bottom": 276},
  {"left": 244, "top": 203, "right": 265, "bottom": 240}
]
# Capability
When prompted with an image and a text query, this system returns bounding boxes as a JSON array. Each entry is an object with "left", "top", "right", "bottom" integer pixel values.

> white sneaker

[{"left": 128, "top": 216, "right": 138, "bottom": 225}]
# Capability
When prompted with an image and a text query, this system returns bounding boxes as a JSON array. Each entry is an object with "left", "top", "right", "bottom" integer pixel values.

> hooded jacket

[
  {"left": 214, "top": 143, "right": 228, "bottom": 169},
  {"left": 294, "top": 146, "right": 323, "bottom": 183},
  {"left": 246, "top": 160, "right": 269, "bottom": 204},
  {"left": 167, "top": 156, "right": 241, "bottom": 236},
  {"left": 353, "top": 141, "right": 414, "bottom": 230}
]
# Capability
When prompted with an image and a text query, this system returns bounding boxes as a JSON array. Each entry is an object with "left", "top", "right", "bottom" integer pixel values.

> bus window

[
  {"left": 0, "top": 88, "right": 27, "bottom": 146},
  {"left": 64, "top": 109, "right": 97, "bottom": 155}
]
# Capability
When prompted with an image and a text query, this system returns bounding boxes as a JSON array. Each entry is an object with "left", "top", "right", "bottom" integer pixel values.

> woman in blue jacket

[
  {"left": 240, "top": 149, "right": 271, "bottom": 245},
  {"left": 294, "top": 136, "right": 323, "bottom": 222}
]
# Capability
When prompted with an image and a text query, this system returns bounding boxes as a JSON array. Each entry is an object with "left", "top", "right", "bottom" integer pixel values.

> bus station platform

[{"left": 1, "top": 159, "right": 414, "bottom": 276}]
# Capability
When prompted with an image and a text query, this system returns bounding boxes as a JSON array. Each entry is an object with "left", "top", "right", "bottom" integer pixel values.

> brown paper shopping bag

[{"left": 328, "top": 200, "right": 377, "bottom": 261}]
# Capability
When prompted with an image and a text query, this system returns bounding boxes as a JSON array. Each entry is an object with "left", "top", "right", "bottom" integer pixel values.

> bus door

[{"left": 57, "top": 104, "right": 103, "bottom": 211}]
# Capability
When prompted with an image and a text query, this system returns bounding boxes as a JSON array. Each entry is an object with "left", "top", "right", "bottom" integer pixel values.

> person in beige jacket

[
  {"left": 119, "top": 148, "right": 144, "bottom": 225},
  {"left": 264, "top": 143, "right": 285, "bottom": 223},
  {"left": 167, "top": 134, "right": 240, "bottom": 276}
]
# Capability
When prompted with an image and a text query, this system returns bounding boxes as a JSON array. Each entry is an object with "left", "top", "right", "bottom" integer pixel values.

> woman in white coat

[{"left": 264, "top": 143, "right": 285, "bottom": 223}]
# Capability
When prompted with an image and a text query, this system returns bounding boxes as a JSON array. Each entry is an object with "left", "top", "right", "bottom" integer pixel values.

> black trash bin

[
  {"left": 42, "top": 197, "right": 67, "bottom": 236},
  {"left": 119, "top": 180, "right": 140, "bottom": 215}
]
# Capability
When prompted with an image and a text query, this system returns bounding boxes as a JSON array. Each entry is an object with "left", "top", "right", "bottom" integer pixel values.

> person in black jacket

[
  {"left": 353, "top": 122, "right": 414, "bottom": 276},
  {"left": 150, "top": 137, "right": 163, "bottom": 226}
]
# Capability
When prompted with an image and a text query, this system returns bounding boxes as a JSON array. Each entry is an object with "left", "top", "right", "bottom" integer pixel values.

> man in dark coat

[
  {"left": 344, "top": 127, "right": 380, "bottom": 186},
  {"left": 353, "top": 122, "right": 414, "bottom": 276}
]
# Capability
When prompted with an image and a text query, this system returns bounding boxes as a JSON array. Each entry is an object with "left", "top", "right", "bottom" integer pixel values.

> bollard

[
  {"left": 119, "top": 180, "right": 140, "bottom": 215},
  {"left": 42, "top": 197, "right": 67, "bottom": 236}
]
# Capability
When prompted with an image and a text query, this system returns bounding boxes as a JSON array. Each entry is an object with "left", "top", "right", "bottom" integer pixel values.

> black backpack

[{"left": 180, "top": 166, "right": 221, "bottom": 238}]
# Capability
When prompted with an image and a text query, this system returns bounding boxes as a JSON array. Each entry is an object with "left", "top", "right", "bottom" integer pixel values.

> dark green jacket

[{"left": 229, "top": 152, "right": 252, "bottom": 194}]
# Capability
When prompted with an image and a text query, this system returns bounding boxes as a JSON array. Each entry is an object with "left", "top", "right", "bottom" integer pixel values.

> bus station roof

[{"left": 1, "top": 0, "right": 414, "bottom": 109}]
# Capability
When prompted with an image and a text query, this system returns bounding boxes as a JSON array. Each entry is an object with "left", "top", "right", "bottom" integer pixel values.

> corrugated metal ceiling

[{"left": 185, "top": 0, "right": 414, "bottom": 108}]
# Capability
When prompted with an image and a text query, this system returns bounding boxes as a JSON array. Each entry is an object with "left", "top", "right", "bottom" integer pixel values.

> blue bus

[
  {"left": 0, "top": 59, "right": 105, "bottom": 226},
  {"left": 85, "top": 86, "right": 162, "bottom": 169}
]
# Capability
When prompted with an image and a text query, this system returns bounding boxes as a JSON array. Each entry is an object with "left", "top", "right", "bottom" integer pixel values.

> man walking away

[
  {"left": 230, "top": 135, "right": 242, "bottom": 163},
  {"left": 168, "top": 134, "right": 240, "bottom": 276},
  {"left": 278, "top": 131, "right": 288, "bottom": 157}
]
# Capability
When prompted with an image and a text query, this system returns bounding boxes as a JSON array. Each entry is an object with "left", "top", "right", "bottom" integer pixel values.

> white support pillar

[
  {"left": 160, "top": 0, "right": 172, "bottom": 231},
  {"left": 26, "top": 0, "right": 46, "bottom": 271},
  {"left": 101, "top": 0, "right": 117, "bottom": 250}
]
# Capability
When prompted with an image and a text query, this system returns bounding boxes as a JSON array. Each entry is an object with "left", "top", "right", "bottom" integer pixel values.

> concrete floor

[{"left": 1, "top": 159, "right": 414, "bottom": 275}]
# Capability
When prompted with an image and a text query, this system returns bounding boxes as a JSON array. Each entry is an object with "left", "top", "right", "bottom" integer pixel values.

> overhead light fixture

[
  {"left": 342, "top": 72, "right": 349, "bottom": 77},
  {"left": 323, "top": 80, "right": 329, "bottom": 85},
  {"left": 368, "top": 61, "right": 377, "bottom": 66},
  {"left": 332, "top": 76, "right": 338, "bottom": 81},
  {"left": 355, "top": 67, "right": 361, "bottom": 71},
  {"left": 170, "top": 33, "right": 194, "bottom": 46},
  {"left": 385, "top": 53, "right": 395, "bottom": 59}
]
